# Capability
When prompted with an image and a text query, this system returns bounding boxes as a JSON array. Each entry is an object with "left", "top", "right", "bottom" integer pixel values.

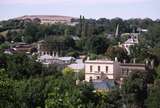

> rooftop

[
  {"left": 68, "top": 59, "right": 84, "bottom": 70},
  {"left": 85, "top": 59, "right": 114, "bottom": 64},
  {"left": 92, "top": 80, "right": 115, "bottom": 90}
]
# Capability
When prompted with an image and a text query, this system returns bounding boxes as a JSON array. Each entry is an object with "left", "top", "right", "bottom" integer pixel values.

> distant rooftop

[{"left": 85, "top": 59, "right": 114, "bottom": 64}]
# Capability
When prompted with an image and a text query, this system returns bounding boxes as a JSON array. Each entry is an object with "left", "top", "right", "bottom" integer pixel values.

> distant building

[
  {"left": 137, "top": 28, "right": 148, "bottom": 33},
  {"left": 9, "top": 42, "right": 34, "bottom": 54},
  {"left": 120, "top": 34, "right": 139, "bottom": 55},
  {"left": 37, "top": 40, "right": 76, "bottom": 65},
  {"left": 68, "top": 59, "right": 84, "bottom": 72},
  {"left": 38, "top": 54, "right": 75, "bottom": 65},
  {"left": 16, "top": 15, "right": 79, "bottom": 26},
  {"left": 85, "top": 59, "right": 146, "bottom": 82},
  {"left": 37, "top": 40, "right": 59, "bottom": 57},
  {"left": 58, "top": 57, "right": 75, "bottom": 65}
]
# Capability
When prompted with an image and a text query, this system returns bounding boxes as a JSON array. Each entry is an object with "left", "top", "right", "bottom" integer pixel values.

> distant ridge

[{"left": 15, "top": 15, "right": 78, "bottom": 25}]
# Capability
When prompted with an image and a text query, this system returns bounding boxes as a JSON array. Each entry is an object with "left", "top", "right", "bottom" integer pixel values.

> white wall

[{"left": 85, "top": 61, "right": 115, "bottom": 81}]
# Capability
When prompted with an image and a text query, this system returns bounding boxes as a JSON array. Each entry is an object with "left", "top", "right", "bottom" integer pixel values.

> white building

[
  {"left": 121, "top": 34, "right": 139, "bottom": 55},
  {"left": 68, "top": 59, "right": 84, "bottom": 72},
  {"left": 58, "top": 57, "right": 75, "bottom": 65},
  {"left": 85, "top": 60, "right": 120, "bottom": 82},
  {"left": 85, "top": 59, "right": 147, "bottom": 82}
]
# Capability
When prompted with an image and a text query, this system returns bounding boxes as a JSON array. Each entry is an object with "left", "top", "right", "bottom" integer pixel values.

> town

[{"left": 0, "top": 14, "right": 160, "bottom": 108}]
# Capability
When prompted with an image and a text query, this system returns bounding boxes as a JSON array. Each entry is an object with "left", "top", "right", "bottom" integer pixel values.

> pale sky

[{"left": 0, "top": 0, "right": 160, "bottom": 20}]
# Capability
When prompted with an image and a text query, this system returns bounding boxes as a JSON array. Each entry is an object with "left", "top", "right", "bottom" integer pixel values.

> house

[
  {"left": 38, "top": 53, "right": 75, "bottom": 65},
  {"left": 37, "top": 40, "right": 59, "bottom": 57},
  {"left": 10, "top": 42, "right": 34, "bottom": 54},
  {"left": 37, "top": 40, "right": 76, "bottom": 65},
  {"left": 120, "top": 34, "right": 139, "bottom": 55},
  {"left": 85, "top": 59, "right": 120, "bottom": 82},
  {"left": 85, "top": 59, "right": 147, "bottom": 82}
]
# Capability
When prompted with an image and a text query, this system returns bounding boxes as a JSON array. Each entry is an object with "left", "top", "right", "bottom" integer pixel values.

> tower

[{"left": 115, "top": 24, "right": 119, "bottom": 37}]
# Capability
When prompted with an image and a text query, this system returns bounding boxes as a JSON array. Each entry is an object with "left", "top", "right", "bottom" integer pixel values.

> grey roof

[
  {"left": 58, "top": 57, "right": 75, "bottom": 61},
  {"left": 93, "top": 80, "right": 115, "bottom": 90},
  {"left": 71, "top": 36, "right": 80, "bottom": 41},
  {"left": 39, "top": 54, "right": 54, "bottom": 60},
  {"left": 68, "top": 59, "right": 84, "bottom": 70}
]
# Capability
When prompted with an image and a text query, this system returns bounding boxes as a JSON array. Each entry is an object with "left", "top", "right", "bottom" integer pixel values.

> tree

[
  {"left": 144, "top": 24, "right": 160, "bottom": 48},
  {"left": 0, "top": 35, "right": 5, "bottom": 44},
  {"left": 121, "top": 72, "right": 147, "bottom": 108},
  {"left": 7, "top": 53, "right": 43, "bottom": 79},
  {"left": 86, "top": 36, "right": 110, "bottom": 54},
  {"left": 24, "top": 22, "right": 39, "bottom": 43},
  {"left": 0, "top": 69, "right": 15, "bottom": 108},
  {"left": 106, "top": 46, "right": 129, "bottom": 62},
  {"left": 13, "top": 77, "right": 53, "bottom": 108},
  {"left": 62, "top": 67, "right": 74, "bottom": 77},
  {"left": 106, "top": 89, "right": 122, "bottom": 108},
  {"left": 146, "top": 80, "right": 160, "bottom": 108}
]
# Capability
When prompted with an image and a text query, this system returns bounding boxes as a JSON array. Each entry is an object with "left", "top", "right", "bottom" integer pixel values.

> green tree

[
  {"left": 86, "top": 36, "right": 110, "bottom": 54},
  {"left": 121, "top": 72, "right": 147, "bottom": 108},
  {"left": 146, "top": 80, "right": 160, "bottom": 108},
  {"left": 7, "top": 53, "right": 42, "bottom": 79},
  {"left": 0, "top": 69, "right": 15, "bottom": 108},
  {"left": 62, "top": 67, "right": 74, "bottom": 77},
  {"left": 144, "top": 24, "right": 160, "bottom": 48},
  {"left": 106, "top": 46, "right": 129, "bottom": 62}
]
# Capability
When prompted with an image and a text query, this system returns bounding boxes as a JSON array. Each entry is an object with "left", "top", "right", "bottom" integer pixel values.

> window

[
  {"left": 96, "top": 76, "right": 100, "bottom": 79},
  {"left": 90, "top": 65, "right": 92, "bottom": 72},
  {"left": 106, "top": 66, "right": 108, "bottom": 73},
  {"left": 98, "top": 66, "right": 100, "bottom": 72},
  {"left": 50, "top": 52, "right": 53, "bottom": 56},
  {"left": 89, "top": 77, "right": 92, "bottom": 82},
  {"left": 126, "top": 71, "right": 129, "bottom": 75},
  {"left": 54, "top": 52, "right": 56, "bottom": 56}
]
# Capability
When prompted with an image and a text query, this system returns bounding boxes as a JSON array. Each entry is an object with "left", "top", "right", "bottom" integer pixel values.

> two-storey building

[
  {"left": 85, "top": 60, "right": 120, "bottom": 82},
  {"left": 85, "top": 59, "right": 147, "bottom": 82}
]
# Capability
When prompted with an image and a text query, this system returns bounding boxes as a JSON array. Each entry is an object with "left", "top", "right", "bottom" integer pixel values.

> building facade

[
  {"left": 37, "top": 40, "right": 59, "bottom": 57},
  {"left": 85, "top": 59, "right": 147, "bottom": 82},
  {"left": 120, "top": 63, "right": 146, "bottom": 78},
  {"left": 85, "top": 60, "right": 120, "bottom": 82}
]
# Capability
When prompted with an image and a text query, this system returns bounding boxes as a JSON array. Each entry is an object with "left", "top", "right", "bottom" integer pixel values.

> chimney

[
  {"left": 52, "top": 51, "right": 54, "bottom": 57},
  {"left": 115, "top": 57, "right": 118, "bottom": 62},
  {"left": 133, "top": 58, "right": 136, "bottom": 64},
  {"left": 145, "top": 59, "right": 149, "bottom": 65},
  {"left": 118, "top": 42, "right": 121, "bottom": 45},
  {"left": 151, "top": 60, "right": 154, "bottom": 69},
  {"left": 56, "top": 52, "right": 59, "bottom": 57},
  {"left": 123, "top": 59, "right": 126, "bottom": 63}
]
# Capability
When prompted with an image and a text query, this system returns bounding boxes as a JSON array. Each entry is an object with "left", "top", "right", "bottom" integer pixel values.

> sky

[{"left": 0, "top": 0, "right": 160, "bottom": 21}]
